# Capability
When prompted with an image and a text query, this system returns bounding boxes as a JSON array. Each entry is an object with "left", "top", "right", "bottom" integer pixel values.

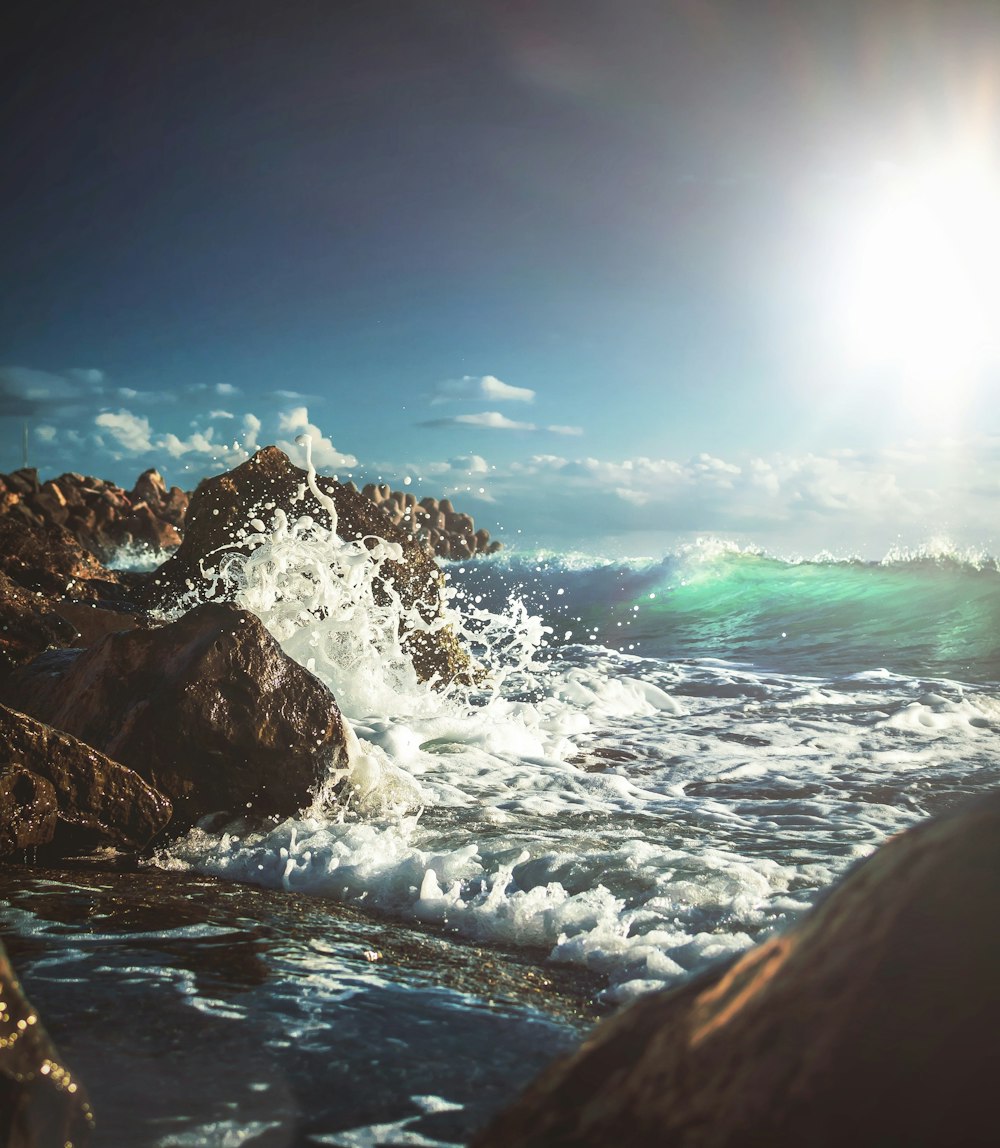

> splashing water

[{"left": 155, "top": 443, "right": 1000, "bottom": 1002}]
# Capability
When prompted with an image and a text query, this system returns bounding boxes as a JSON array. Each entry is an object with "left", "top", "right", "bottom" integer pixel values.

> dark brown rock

[
  {"left": 2, "top": 603, "right": 350, "bottom": 830},
  {"left": 0, "top": 767, "right": 58, "bottom": 856},
  {"left": 140, "top": 447, "right": 474, "bottom": 685},
  {"left": 0, "top": 516, "right": 128, "bottom": 604},
  {"left": 0, "top": 571, "right": 78, "bottom": 676},
  {"left": 475, "top": 792, "right": 1000, "bottom": 1148},
  {"left": 0, "top": 937, "right": 95, "bottom": 1146},
  {"left": 0, "top": 704, "right": 172, "bottom": 852}
]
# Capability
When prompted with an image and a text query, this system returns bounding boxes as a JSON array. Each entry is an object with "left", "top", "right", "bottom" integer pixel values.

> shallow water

[{"left": 0, "top": 863, "right": 595, "bottom": 1147}]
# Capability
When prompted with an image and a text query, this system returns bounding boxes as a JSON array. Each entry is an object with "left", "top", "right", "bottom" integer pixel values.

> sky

[{"left": 3, "top": 0, "right": 1000, "bottom": 557}]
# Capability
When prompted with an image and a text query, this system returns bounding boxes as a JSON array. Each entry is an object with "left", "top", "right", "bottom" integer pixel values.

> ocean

[{"left": 4, "top": 505, "right": 1000, "bottom": 1145}]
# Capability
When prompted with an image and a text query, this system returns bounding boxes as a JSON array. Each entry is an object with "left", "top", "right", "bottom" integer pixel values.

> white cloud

[
  {"left": 275, "top": 406, "right": 358, "bottom": 470},
  {"left": 431, "top": 374, "right": 535, "bottom": 405},
  {"left": 547, "top": 424, "right": 584, "bottom": 436},
  {"left": 215, "top": 383, "right": 240, "bottom": 396},
  {"left": 69, "top": 368, "right": 105, "bottom": 384},
  {"left": 210, "top": 409, "right": 235, "bottom": 419},
  {"left": 35, "top": 425, "right": 57, "bottom": 443},
  {"left": 95, "top": 409, "right": 154, "bottom": 454}
]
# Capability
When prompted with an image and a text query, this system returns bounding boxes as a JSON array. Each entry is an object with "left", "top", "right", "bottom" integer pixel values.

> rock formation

[
  {"left": 0, "top": 938, "right": 94, "bottom": 1146},
  {"left": 0, "top": 704, "right": 172, "bottom": 855},
  {"left": 474, "top": 791, "right": 1000, "bottom": 1148},
  {"left": 2, "top": 602, "right": 350, "bottom": 831},
  {"left": 140, "top": 446, "right": 476, "bottom": 685},
  {"left": 360, "top": 482, "right": 502, "bottom": 559},
  {"left": 0, "top": 466, "right": 186, "bottom": 560}
]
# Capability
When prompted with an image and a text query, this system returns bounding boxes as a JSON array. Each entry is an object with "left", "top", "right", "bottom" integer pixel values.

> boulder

[
  {"left": 140, "top": 447, "right": 474, "bottom": 685},
  {"left": 2, "top": 603, "right": 350, "bottom": 830},
  {"left": 0, "top": 766, "right": 58, "bottom": 856},
  {"left": 0, "top": 571, "right": 78, "bottom": 676},
  {"left": 0, "top": 938, "right": 95, "bottom": 1146},
  {"left": 0, "top": 704, "right": 172, "bottom": 853},
  {"left": 0, "top": 516, "right": 127, "bottom": 604},
  {"left": 474, "top": 792, "right": 1000, "bottom": 1148}
]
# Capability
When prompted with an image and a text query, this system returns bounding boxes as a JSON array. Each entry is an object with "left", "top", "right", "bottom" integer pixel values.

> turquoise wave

[{"left": 449, "top": 545, "right": 1000, "bottom": 682}]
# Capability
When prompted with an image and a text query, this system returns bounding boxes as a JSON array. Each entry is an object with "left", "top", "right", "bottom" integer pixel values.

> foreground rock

[
  {"left": 2, "top": 603, "right": 350, "bottom": 830},
  {"left": 0, "top": 938, "right": 94, "bottom": 1146},
  {"left": 475, "top": 792, "right": 1000, "bottom": 1148},
  {"left": 0, "top": 704, "right": 172, "bottom": 855},
  {"left": 140, "top": 446, "right": 475, "bottom": 685}
]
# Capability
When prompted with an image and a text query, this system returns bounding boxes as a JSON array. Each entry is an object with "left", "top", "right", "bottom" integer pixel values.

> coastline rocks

[
  {"left": 0, "top": 466, "right": 186, "bottom": 561},
  {"left": 0, "top": 704, "right": 172, "bottom": 854},
  {"left": 0, "top": 766, "right": 58, "bottom": 856},
  {"left": 0, "top": 938, "right": 95, "bottom": 1146},
  {"left": 0, "top": 571, "right": 78, "bottom": 676},
  {"left": 361, "top": 483, "right": 502, "bottom": 559},
  {"left": 140, "top": 446, "right": 475, "bottom": 685},
  {"left": 0, "top": 516, "right": 127, "bottom": 604},
  {"left": 2, "top": 602, "right": 350, "bottom": 830},
  {"left": 474, "top": 792, "right": 1000, "bottom": 1148}
]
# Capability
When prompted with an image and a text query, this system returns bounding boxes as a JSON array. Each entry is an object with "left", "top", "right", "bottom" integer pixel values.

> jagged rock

[
  {"left": 2, "top": 603, "right": 350, "bottom": 830},
  {"left": 0, "top": 704, "right": 172, "bottom": 852},
  {"left": 0, "top": 937, "right": 95, "bottom": 1146},
  {"left": 474, "top": 793, "right": 1000, "bottom": 1148},
  {"left": 0, "top": 767, "right": 58, "bottom": 856},
  {"left": 140, "top": 447, "right": 474, "bottom": 685},
  {"left": 0, "top": 571, "right": 78, "bottom": 676},
  {"left": 0, "top": 516, "right": 127, "bottom": 603},
  {"left": 129, "top": 468, "right": 189, "bottom": 528}
]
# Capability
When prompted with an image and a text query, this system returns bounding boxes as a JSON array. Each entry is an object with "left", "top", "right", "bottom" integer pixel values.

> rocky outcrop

[
  {"left": 0, "top": 938, "right": 94, "bottom": 1146},
  {"left": 360, "top": 484, "right": 502, "bottom": 559},
  {"left": 474, "top": 792, "right": 1000, "bottom": 1148},
  {"left": 140, "top": 447, "right": 475, "bottom": 685},
  {"left": 0, "top": 571, "right": 78, "bottom": 677},
  {"left": 0, "top": 515, "right": 127, "bottom": 604},
  {"left": 0, "top": 704, "right": 172, "bottom": 854},
  {"left": 0, "top": 766, "right": 58, "bottom": 856},
  {"left": 0, "top": 467, "right": 186, "bottom": 561},
  {"left": 2, "top": 602, "right": 350, "bottom": 830}
]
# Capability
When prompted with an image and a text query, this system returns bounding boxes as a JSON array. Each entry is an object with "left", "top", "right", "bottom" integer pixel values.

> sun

[{"left": 833, "top": 144, "right": 1000, "bottom": 396}]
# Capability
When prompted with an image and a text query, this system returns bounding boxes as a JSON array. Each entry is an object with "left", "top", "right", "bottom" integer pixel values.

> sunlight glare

[{"left": 834, "top": 145, "right": 1000, "bottom": 403}]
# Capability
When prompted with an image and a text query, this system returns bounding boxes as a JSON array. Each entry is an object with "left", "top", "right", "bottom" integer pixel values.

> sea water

[
  {"left": 6, "top": 454, "right": 1000, "bottom": 1144},
  {"left": 152, "top": 453, "right": 1000, "bottom": 1005}
]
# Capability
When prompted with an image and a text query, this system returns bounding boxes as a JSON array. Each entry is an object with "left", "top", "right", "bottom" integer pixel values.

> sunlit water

[{"left": 6, "top": 459, "right": 1000, "bottom": 1144}]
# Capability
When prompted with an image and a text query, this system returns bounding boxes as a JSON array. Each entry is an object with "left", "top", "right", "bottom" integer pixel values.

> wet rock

[
  {"left": 0, "top": 704, "right": 172, "bottom": 852},
  {"left": 0, "top": 937, "right": 95, "bottom": 1146},
  {"left": 3, "top": 603, "right": 350, "bottom": 830},
  {"left": 0, "top": 571, "right": 78, "bottom": 676},
  {"left": 474, "top": 792, "right": 1000, "bottom": 1148},
  {"left": 0, "top": 516, "right": 127, "bottom": 604},
  {"left": 141, "top": 447, "right": 474, "bottom": 685},
  {"left": 0, "top": 766, "right": 58, "bottom": 856}
]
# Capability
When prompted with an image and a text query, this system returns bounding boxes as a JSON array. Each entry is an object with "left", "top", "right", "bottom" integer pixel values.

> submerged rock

[
  {"left": 0, "top": 704, "right": 171, "bottom": 854},
  {"left": 0, "top": 938, "right": 94, "bottom": 1146},
  {"left": 140, "top": 446, "right": 475, "bottom": 685},
  {"left": 474, "top": 792, "right": 1000, "bottom": 1148},
  {"left": 2, "top": 603, "right": 350, "bottom": 830}
]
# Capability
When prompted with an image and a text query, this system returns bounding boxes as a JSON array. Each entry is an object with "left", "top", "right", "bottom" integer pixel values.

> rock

[
  {"left": 0, "top": 766, "right": 58, "bottom": 856},
  {"left": 0, "top": 937, "right": 95, "bottom": 1146},
  {"left": 140, "top": 447, "right": 475, "bottom": 685},
  {"left": 0, "top": 704, "right": 172, "bottom": 853},
  {"left": 0, "top": 571, "right": 78, "bottom": 676},
  {"left": 0, "top": 516, "right": 127, "bottom": 604},
  {"left": 2, "top": 603, "right": 350, "bottom": 830},
  {"left": 474, "top": 792, "right": 1000, "bottom": 1148}
]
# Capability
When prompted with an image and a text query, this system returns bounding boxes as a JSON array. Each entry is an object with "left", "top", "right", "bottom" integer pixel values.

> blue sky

[{"left": 3, "top": 0, "right": 1000, "bottom": 556}]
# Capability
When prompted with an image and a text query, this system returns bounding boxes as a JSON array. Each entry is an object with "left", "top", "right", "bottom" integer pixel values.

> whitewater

[{"left": 150, "top": 457, "right": 1000, "bottom": 1007}]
